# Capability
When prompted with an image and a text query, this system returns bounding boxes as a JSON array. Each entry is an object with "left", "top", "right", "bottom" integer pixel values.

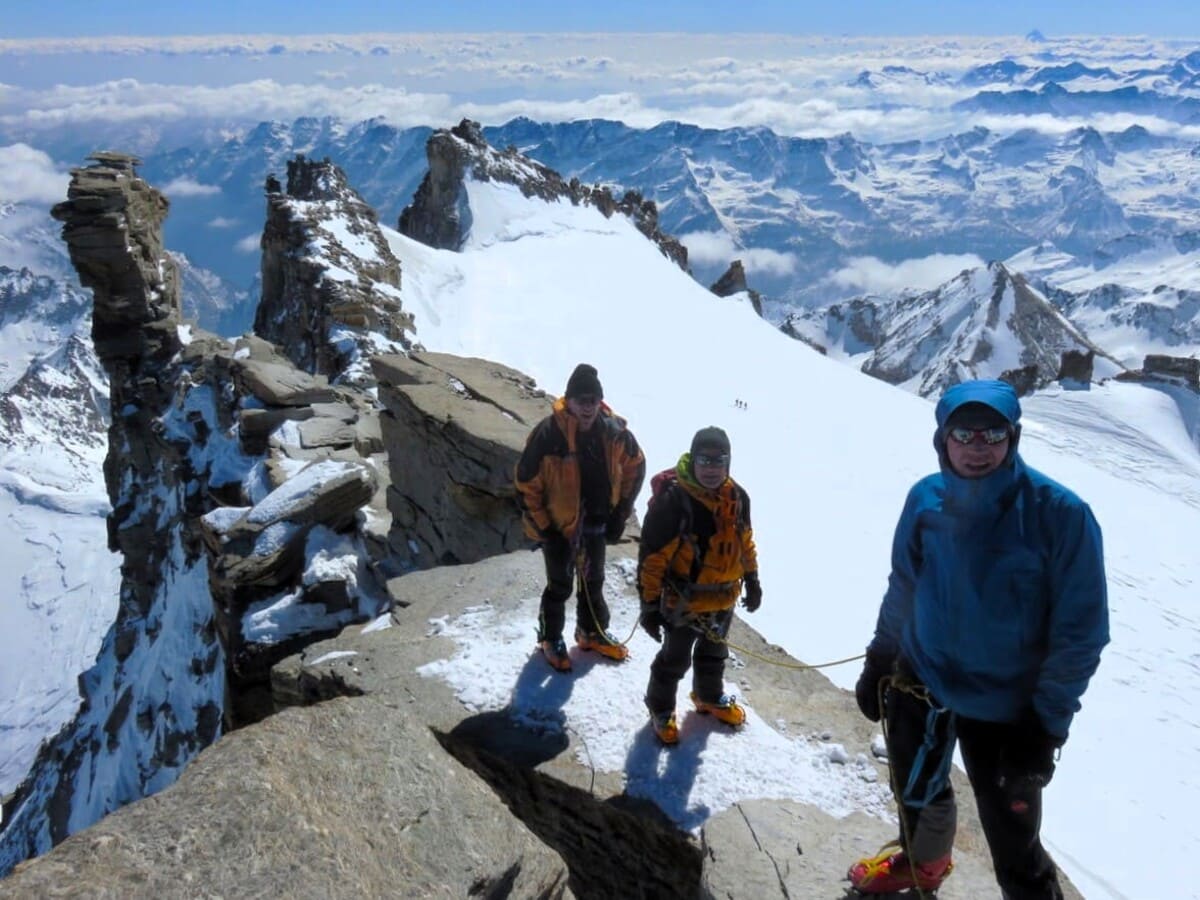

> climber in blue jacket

[{"left": 848, "top": 379, "right": 1109, "bottom": 899}]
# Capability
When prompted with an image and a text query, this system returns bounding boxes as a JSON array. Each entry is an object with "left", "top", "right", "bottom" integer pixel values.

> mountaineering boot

[
  {"left": 690, "top": 691, "right": 747, "bottom": 727},
  {"left": 539, "top": 637, "right": 572, "bottom": 673},
  {"left": 574, "top": 627, "right": 630, "bottom": 661},
  {"left": 847, "top": 842, "right": 953, "bottom": 894},
  {"left": 650, "top": 711, "right": 679, "bottom": 745}
]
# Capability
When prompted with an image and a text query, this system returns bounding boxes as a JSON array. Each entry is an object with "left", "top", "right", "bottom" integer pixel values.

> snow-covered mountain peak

[{"left": 784, "top": 260, "right": 1120, "bottom": 396}]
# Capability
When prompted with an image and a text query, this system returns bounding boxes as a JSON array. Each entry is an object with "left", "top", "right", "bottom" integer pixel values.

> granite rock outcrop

[
  {"left": 257, "top": 155, "right": 414, "bottom": 387},
  {"left": 710, "top": 259, "right": 764, "bottom": 317},
  {"left": 1, "top": 150, "right": 571, "bottom": 878},
  {"left": 399, "top": 119, "right": 690, "bottom": 271}
]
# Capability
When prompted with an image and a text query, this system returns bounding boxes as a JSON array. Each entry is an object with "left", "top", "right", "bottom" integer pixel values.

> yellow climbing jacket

[{"left": 638, "top": 454, "right": 758, "bottom": 614}]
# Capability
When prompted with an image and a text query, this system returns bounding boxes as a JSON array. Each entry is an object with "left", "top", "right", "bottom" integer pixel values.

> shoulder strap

[
  {"left": 664, "top": 480, "right": 691, "bottom": 538},
  {"left": 662, "top": 483, "right": 704, "bottom": 583}
]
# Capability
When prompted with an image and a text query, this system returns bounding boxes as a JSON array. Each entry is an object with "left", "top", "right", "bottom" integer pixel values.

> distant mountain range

[
  {"left": 129, "top": 113, "right": 1200, "bottom": 311},
  {"left": 4, "top": 49, "right": 1200, "bottom": 387}
]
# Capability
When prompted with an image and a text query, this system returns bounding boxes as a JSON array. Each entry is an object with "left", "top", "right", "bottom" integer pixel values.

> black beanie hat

[
  {"left": 565, "top": 363, "right": 603, "bottom": 399},
  {"left": 690, "top": 426, "right": 731, "bottom": 457}
]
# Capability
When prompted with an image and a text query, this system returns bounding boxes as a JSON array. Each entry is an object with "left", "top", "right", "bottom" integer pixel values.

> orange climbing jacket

[{"left": 514, "top": 397, "right": 645, "bottom": 543}]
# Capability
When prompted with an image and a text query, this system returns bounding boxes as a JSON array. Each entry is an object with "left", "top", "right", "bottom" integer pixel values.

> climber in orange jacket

[{"left": 514, "top": 363, "right": 645, "bottom": 672}]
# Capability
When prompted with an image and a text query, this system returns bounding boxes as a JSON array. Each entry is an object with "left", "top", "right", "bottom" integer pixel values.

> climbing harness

[
  {"left": 648, "top": 477, "right": 865, "bottom": 672},
  {"left": 658, "top": 578, "right": 736, "bottom": 627}
]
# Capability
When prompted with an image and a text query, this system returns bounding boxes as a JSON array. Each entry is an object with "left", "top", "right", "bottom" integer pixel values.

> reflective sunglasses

[
  {"left": 947, "top": 425, "right": 1011, "bottom": 446},
  {"left": 694, "top": 452, "right": 730, "bottom": 467}
]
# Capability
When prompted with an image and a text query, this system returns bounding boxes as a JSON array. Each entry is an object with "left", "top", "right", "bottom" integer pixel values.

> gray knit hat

[{"left": 690, "top": 426, "right": 731, "bottom": 457}]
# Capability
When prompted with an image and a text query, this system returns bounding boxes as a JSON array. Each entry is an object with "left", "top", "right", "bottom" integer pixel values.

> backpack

[
  {"left": 646, "top": 467, "right": 747, "bottom": 548},
  {"left": 647, "top": 467, "right": 692, "bottom": 539}
]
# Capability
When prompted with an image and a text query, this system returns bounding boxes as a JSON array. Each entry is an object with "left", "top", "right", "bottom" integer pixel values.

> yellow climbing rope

[
  {"left": 698, "top": 618, "right": 866, "bottom": 670},
  {"left": 575, "top": 543, "right": 865, "bottom": 670}
]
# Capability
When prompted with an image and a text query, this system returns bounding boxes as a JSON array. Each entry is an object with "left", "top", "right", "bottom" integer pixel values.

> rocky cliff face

[
  {"left": 372, "top": 351, "right": 549, "bottom": 567},
  {"left": 1116, "top": 352, "right": 1200, "bottom": 392},
  {"left": 0, "top": 153, "right": 226, "bottom": 873},
  {"left": 0, "top": 152, "right": 557, "bottom": 876},
  {"left": 399, "top": 119, "right": 690, "bottom": 271},
  {"left": 256, "top": 155, "right": 414, "bottom": 386}
]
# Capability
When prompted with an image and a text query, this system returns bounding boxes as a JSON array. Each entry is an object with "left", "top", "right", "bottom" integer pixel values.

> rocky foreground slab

[{"left": 2, "top": 545, "right": 1083, "bottom": 898}]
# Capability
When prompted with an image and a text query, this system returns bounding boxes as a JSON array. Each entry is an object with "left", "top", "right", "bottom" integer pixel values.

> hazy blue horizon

[{"left": 3, "top": 1, "right": 1199, "bottom": 40}]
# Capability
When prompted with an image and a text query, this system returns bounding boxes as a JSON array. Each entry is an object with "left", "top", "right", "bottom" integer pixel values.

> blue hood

[
  {"left": 935, "top": 379, "right": 1021, "bottom": 429},
  {"left": 933, "top": 380, "right": 1023, "bottom": 482}
]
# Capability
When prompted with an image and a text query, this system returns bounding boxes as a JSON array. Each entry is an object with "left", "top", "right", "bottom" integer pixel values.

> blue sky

[{"left": 4, "top": 0, "right": 1198, "bottom": 39}]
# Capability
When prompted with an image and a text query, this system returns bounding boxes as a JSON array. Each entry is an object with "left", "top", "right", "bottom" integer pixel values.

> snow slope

[{"left": 385, "top": 178, "right": 1200, "bottom": 900}]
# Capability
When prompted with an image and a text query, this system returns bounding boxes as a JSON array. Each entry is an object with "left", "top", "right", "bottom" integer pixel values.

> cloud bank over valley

[{"left": 3, "top": 32, "right": 1200, "bottom": 148}]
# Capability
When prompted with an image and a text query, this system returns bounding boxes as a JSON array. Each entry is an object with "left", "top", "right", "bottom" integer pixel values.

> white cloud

[
  {"left": 161, "top": 177, "right": 220, "bottom": 197},
  {"left": 0, "top": 143, "right": 67, "bottom": 204},
  {"left": 235, "top": 233, "right": 260, "bottom": 254},
  {"left": 0, "top": 34, "right": 1193, "bottom": 145},
  {"left": 1, "top": 78, "right": 457, "bottom": 133},
  {"left": 975, "top": 112, "right": 1200, "bottom": 139},
  {"left": 831, "top": 253, "right": 985, "bottom": 294},
  {"left": 741, "top": 248, "right": 800, "bottom": 278},
  {"left": 207, "top": 216, "right": 238, "bottom": 228},
  {"left": 681, "top": 230, "right": 798, "bottom": 278}
]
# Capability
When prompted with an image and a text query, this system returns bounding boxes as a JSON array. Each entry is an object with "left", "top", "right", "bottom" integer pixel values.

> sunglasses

[
  {"left": 947, "top": 425, "right": 1011, "bottom": 446},
  {"left": 571, "top": 395, "right": 601, "bottom": 407},
  {"left": 694, "top": 453, "right": 730, "bottom": 467}
]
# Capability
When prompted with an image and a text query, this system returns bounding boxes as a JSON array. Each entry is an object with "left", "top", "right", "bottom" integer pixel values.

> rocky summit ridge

[
  {"left": 0, "top": 135, "right": 1086, "bottom": 899},
  {"left": 0, "top": 148, "right": 540, "bottom": 878},
  {"left": 257, "top": 154, "right": 414, "bottom": 386},
  {"left": 400, "top": 118, "right": 690, "bottom": 272}
]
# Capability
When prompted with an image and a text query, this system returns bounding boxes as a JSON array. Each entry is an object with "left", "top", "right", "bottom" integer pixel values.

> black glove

[
  {"left": 605, "top": 505, "right": 629, "bottom": 545},
  {"left": 854, "top": 649, "right": 893, "bottom": 723},
  {"left": 741, "top": 572, "right": 762, "bottom": 612},
  {"left": 639, "top": 604, "right": 665, "bottom": 643},
  {"left": 998, "top": 709, "right": 1063, "bottom": 807}
]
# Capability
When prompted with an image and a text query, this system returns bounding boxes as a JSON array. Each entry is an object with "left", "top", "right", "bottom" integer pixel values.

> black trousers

[
  {"left": 885, "top": 687, "right": 1063, "bottom": 900},
  {"left": 644, "top": 609, "right": 733, "bottom": 714},
  {"left": 537, "top": 529, "right": 609, "bottom": 642}
]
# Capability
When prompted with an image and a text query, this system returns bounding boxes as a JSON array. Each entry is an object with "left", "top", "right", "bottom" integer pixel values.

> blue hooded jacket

[{"left": 870, "top": 380, "right": 1109, "bottom": 739}]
